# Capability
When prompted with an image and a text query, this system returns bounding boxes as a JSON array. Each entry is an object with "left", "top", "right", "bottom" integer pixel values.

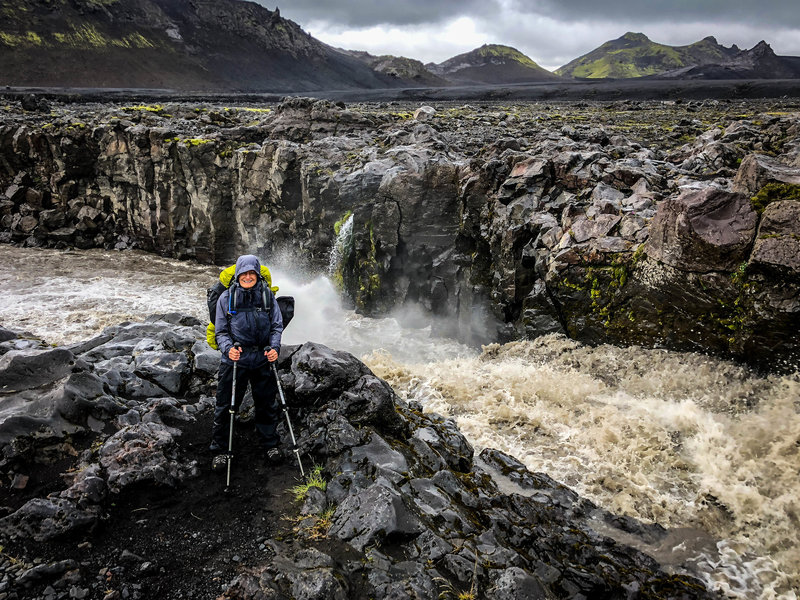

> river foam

[
  {"left": 368, "top": 339, "right": 799, "bottom": 599},
  {"left": 0, "top": 245, "right": 797, "bottom": 599}
]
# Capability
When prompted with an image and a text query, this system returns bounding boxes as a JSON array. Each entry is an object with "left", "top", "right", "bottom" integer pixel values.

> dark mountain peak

[
  {"left": 601, "top": 32, "right": 653, "bottom": 52},
  {"left": 0, "top": 0, "right": 403, "bottom": 91},
  {"left": 343, "top": 50, "right": 448, "bottom": 86},
  {"left": 749, "top": 40, "right": 774, "bottom": 56},
  {"left": 702, "top": 36, "right": 719, "bottom": 44},
  {"left": 657, "top": 37, "right": 800, "bottom": 80}
]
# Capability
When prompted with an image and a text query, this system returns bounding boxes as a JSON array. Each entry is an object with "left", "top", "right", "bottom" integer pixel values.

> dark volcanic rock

[
  {"left": 1, "top": 497, "right": 100, "bottom": 542},
  {"left": 99, "top": 420, "right": 197, "bottom": 493},
  {"left": 0, "top": 325, "right": 18, "bottom": 342},
  {"left": 750, "top": 200, "right": 800, "bottom": 278},
  {"left": 733, "top": 153, "right": 800, "bottom": 195},
  {"left": 328, "top": 481, "right": 425, "bottom": 551},
  {"left": 646, "top": 187, "right": 758, "bottom": 272},
  {"left": 2, "top": 98, "right": 799, "bottom": 368},
  {"left": 0, "top": 318, "right": 716, "bottom": 600},
  {"left": 290, "top": 342, "right": 372, "bottom": 402},
  {"left": 0, "top": 347, "right": 120, "bottom": 447}
]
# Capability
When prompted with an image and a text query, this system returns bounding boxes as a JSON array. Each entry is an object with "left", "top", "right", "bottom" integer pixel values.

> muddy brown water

[{"left": 1, "top": 245, "right": 798, "bottom": 599}]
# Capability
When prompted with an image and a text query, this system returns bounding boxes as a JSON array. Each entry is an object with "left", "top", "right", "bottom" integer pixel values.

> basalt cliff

[{"left": 1, "top": 97, "right": 799, "bottom": 369}]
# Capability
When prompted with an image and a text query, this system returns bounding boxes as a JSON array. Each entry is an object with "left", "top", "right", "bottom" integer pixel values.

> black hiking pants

[{"left": 212, "top": 361, "right": 280, "bottom": 451}]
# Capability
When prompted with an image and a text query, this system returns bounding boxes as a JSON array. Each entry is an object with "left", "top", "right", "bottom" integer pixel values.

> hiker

[{"left": 210, "top": 254, "right": 284, "bottom": 469}]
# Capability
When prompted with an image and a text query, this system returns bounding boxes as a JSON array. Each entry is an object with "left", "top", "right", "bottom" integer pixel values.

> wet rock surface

[
  {"left": 0, "top": 317, "right": 717, "bottom": 599},
  {"left": 1, "top": 97, "right": 799, "bottom": 369}
]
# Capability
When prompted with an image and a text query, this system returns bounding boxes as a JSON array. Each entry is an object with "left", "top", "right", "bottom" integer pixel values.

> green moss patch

[
  {"left": 750, "top": 183, "right": 800, "bottom": 213},
  {"left": 333, "top": 210, "right": 353, "bottom": 236}
]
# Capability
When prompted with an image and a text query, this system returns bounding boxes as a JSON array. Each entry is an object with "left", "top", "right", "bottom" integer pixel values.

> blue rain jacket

[{"left": 215, "top": 255, "right": 283, "bottom": 368}]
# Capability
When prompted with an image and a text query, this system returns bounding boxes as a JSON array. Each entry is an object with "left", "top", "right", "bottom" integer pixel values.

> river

[{"left": 1, "top": 245, "right": 797, "bottom": 600}]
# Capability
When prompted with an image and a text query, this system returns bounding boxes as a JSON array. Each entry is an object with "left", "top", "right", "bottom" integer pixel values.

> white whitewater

[{"left": 0, "top": 245, "right": 797, "bottom": 600}]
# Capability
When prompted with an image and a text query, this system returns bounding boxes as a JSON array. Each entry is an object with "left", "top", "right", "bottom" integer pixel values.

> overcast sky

[{"left": 263, "top": 0, "right": 800, "bottom": 71}]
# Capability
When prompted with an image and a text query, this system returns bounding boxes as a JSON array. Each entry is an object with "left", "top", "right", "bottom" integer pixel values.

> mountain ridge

[
  {"left": 1, "top": 2, "right": 800, "bottom": 91},
  {"left": 555, "top": 32, "right": 740, "bottom": 78},
  {"left": 0, "top": 0, "right": 405, "bottom": 91},
  {"left": 556, "top": 32, "right": 800, "bottom": 80},
  {"left": 427, "top": 43, "right": 562, "bottom": 84}
]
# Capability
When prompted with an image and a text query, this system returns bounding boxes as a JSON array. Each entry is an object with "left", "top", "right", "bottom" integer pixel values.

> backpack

[{"left": 205, "top": 264, "right": 294, "bottom": 350}]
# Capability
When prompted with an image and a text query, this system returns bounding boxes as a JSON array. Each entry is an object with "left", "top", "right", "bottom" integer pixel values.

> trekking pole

[
  {"left": 225, "top": 343, "right": 241, "bottom": 493},
  {"left": 268, "top": 349, "right": 304, "bottom": 477}
]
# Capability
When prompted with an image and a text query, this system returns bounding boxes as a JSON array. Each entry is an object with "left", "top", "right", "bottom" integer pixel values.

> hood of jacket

[{"left": 234, "top": 255, "right": 261, "bottom": 282}]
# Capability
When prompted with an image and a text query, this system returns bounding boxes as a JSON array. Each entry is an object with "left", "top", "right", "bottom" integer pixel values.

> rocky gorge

[
  {"left": 0, "top": 314, "right": 722, "bottom": 599},
  {"left": 1, "top": 95, "right": 799, "bottom": 370}
]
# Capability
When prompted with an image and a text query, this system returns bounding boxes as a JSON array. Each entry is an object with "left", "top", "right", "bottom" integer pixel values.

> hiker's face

[{"left": 239, "top": 270, "right": 258, "bottom": 289}]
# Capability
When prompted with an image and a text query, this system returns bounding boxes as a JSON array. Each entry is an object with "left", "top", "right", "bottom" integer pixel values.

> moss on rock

[{"left": 750, "top": 182, "right": 800, "bottom": 213}]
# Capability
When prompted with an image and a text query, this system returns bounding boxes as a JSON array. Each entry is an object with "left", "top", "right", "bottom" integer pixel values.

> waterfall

[{"left": 327, "top": 213, "right": 353, "bottom": 278}]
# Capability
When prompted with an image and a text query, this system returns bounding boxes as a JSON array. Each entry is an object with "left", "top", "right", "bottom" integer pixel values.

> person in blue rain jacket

[{"left": 210, "top": 254, "right": 283, "bottom": 467}]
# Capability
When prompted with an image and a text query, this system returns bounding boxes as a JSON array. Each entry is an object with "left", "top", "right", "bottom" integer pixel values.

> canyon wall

[{"left": 2, "top": 97, "right": 799, "bottom": 368}]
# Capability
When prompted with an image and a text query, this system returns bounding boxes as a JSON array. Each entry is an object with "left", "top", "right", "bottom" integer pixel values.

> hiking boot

[
  {"left": 212, "top": 453, "right": 228, "bottom": 471},
  {"left": 264, "top": 447, "right": 281, "bottom": 464}
]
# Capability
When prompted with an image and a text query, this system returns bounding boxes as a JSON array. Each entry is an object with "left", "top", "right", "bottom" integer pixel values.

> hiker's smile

[{"left": 239, "top": 270, "right": 258, "bottom": 289}]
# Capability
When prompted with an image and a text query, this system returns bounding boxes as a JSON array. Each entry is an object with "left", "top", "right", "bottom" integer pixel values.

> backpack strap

[
  {"left": 228, "top": 282, "right": 239, "bottom": 316},
  {"left": 227, "top": 280, "right": 272, "bottom": 315},
  {"left": 261, "top": 276, "right": 270, "bottom": 315}
]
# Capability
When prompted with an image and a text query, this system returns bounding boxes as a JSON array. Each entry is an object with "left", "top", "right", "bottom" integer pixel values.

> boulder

[
  {"left": 290, "top": 342, "right": 371, "bottom": 402},
  {"left": 489, "top": 567, "right": 549, "bottom": 600},
  {"left": 192, "top": 340, "right": 220, "bottom": 376},
  {"left": 335, "top": 374, "right": 404, "bottom": 434},
  {"left": 133, "top": 350, "right": 190, "bottom": 395},
  {"left": 570, "top": 214, "right": 621, "bottom": 243},
  {"left": 0, "top": 348, "right": 119, "bottom": 446},
  {"left": 20, "top": 94, "right": 49, "bottom": 112},
  {"left": 0, "top": 348, "right": 78, "bottom": 392},
  {"left": 413, "top": 106, "right": 436, "bottom": 121},
  {"left": 329, "top": 481, "right": 425, "bottom": 551},
  {"left": 733, "top": 153, "right": 800, "bottom": 195},
  {"left": 0, "top": 498, "right": 100, "bottom": 542},
  {"left": 750, "top": 200, "right": 800, "bottom": 278},
  {"left": 98, "top": 421, "right": 197, "bottom": 493},
  {"left": 646, "top": 188, "right": 758, "bottom": 272}
]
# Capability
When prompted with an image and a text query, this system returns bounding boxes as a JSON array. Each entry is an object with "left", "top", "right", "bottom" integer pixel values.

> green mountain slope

[
  {"left": 556, "top": 32, "right": 739, "bottom": 79},
  {"left": 430, "top": 44, "right": 560, "bottom": 84}
]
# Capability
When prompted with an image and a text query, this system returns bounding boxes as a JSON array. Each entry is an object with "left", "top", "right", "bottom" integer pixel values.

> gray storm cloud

[
  {"left": 513, "top": 0, "right": 800, "bottom": 27},
  {"left": 264, "top": 0, "right": 494, "bottom": 27},
  {"left": 268, "top": 0, "right": 797, "bottom": 29},
  {"left": 263, "top": 0, "right": 800, "bottom": 67}
]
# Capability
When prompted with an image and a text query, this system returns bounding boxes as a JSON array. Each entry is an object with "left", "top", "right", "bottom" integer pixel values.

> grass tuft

[{"left": 289, "top": 465, "right": 327, "bottom": 502}]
